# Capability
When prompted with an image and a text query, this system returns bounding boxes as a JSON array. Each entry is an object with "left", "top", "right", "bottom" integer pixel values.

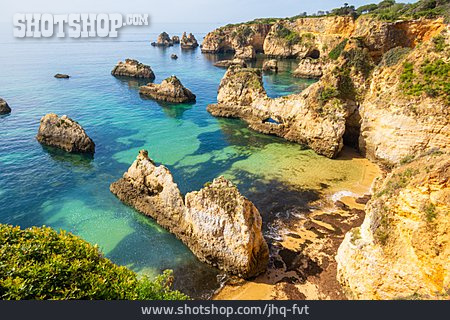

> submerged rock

[
  {"left": 171, "top": 54, "right": 178, "bottom": 60},
  {"left": 213, "top": 58, "right": 247, "bottom": 68},
  {"left": 172, "top": 35, "right": 180, "bottom": 44},
  {"left": 262, "top": 59, "right": 278, "bottom": 72},
  {"left": 337, "top": 154, "right": 450, "bottom": 299},
  {"left": 110, "top": 150, "right": 269, "bottom": 278},
  {"left": 293, "top": 58, "right": 323, "bottom": 78},
  {"left": 0, "top": 98, "right": 11, "bottom": 114},
  {"left": 151, "top": 32, "right": 173, "bottom": 47},
  {"left": 36, "top": 113, "right": 95, "bottom": 153},
  {"left": 54, "top": 73, "right": 70, "bottom": 79},
  {"left": 180, "top": 32, "right": 199, "bottom": 49},
  {"left": 111, "top": 59, "right": 155, "bottom": 80},
  {"left": 139, "top": 76, "right": 196, "bottom": 103}
]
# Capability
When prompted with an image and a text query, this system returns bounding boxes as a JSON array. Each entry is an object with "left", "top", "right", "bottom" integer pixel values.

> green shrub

[
  {"left": 319, "top": 86, "right": 339, "bottom": 104},
  {"left": 432, "top": 35, "right": 446, "bottom": 52},
  {"left": 328, "top": 39, "right": 348, "bottom": 60},
  {"left": 0, "top": 224, "right": 188, "bottom": 300},
  {"left": 423, "top": 202, "right": 437, "bottom": 222},
  {"left": 401, "top": 59, "right": 450, "bottom": 103},
  {"left": 380, "top": 47, "right": 412, "bottom": 67},
  {"left": 275, "top": 25, "right": 301, "bottom": 46}
]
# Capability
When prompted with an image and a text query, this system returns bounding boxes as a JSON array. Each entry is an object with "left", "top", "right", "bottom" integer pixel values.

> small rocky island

[
  {"left": 54, "top": 73, "right": 70, "bottom": 79},
  {"left": 172, "top": 35, "right": 180, "bottom": 44},
  {"left": 111, "top": 59, "right": 155, "bottom": 80},
  {"left": 151, "top": 32, "right": 173, "bottom": 47},
  {"left": 139, "top": 76, "right": 196, "bottom": 103},
  {"left": 180, "top": 32, "right": 199, "bottom": 49},
  {"left": 110, "top": 150, "right": 269, "bottom": 278},
  {"left": 262, "top": 59, "right": 278, "bottom": 72},
  {"left": 36, "top": 114, "right": 95, "bottom": 154},
  {"left": 214, "top": 58, "right": 247, "bottom": 68},
  {"left": 0, "top": 98, "right": 11, "bottom": 114}
]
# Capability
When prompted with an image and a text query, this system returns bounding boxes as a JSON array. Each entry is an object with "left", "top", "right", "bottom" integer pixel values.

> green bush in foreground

[{"left": 0, "top": 224, "right": 188, "bottom": 300}]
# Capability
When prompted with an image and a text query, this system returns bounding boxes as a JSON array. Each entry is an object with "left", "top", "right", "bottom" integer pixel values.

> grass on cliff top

[
  {"left": 0, "top": 224, "right": 188, "bottom": 300},
  {"left": 400, "top": 58, "right": 450, "bottom": 104}
]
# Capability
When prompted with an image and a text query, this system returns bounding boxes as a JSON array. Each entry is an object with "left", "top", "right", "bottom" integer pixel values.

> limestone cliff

[
  {"left": 207, "top": 66, "right": 347, "bottom": 158},
  {"left": 110, "top": 150, "right": 269, "bottom": 278},
  {"left": 206, "top": 17, "right": 448, "bottom": 161},
  {"left": 336, "top": 153, "right": 450, "bottom": 299}
]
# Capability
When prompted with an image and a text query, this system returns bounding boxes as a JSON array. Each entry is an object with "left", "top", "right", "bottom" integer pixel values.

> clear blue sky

[{"left": 0, "top": 0, "right": 417, "bottom": 23}]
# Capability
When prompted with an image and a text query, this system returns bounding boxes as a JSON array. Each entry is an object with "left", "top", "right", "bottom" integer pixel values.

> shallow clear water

[{"left": 0, "top": 27, "right": 363, "bottom": 298}]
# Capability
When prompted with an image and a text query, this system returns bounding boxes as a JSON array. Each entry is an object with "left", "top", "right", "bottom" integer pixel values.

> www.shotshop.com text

[{"left": 141, "top": 303, "right": 310, "bottom": 318}]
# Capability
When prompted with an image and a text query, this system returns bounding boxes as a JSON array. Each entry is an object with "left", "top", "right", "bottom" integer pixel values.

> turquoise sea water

[{"left": 0, "top": 26, "right": 359, "bottom": 298}]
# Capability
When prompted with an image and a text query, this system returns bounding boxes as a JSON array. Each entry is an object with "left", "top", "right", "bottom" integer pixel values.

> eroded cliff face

[
  {"left": 207, "top": 66, "right": 347, "bottom": 158},
  {"left": 336, "top": 153, "right": 450, "bottom": 300},
  {"left": 206, "top": 18, "right": 448, "bottom": 161},
  {"left": 359, "top": 26, "right": 450, "bottom": 165},
  {"left": 110, "top": 150, "right": 269, "bottom": 278}
]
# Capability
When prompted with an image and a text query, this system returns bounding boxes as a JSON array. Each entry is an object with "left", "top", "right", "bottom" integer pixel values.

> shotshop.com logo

[{"left": 13, "top": 13, "right": 149, "bottom": 38}]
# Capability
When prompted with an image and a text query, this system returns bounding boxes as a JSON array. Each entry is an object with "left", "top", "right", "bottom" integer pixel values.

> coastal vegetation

[{"left": 0, "top": 224, "right": 188, "bottom": 300}]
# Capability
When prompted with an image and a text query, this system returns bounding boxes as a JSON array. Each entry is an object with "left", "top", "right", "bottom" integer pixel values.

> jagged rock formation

[
  {"left": 235, "top": 46, "right": 256, "bottom": 60},
  {"left": 36, "top": 114, "right": 95, "bottom": 154},
  {"left": 206, "top": 18, "right": 449, "bottom": 161},
  {"left": 111, "top": 59, "right": 155, "bottom": 80},
  {"left": 207, "top": 66, "right": 346, "bottom": 158},
  {"left": 171, "top": 54, "right": 178, "bottom": 60},
  {"left": 110, "top": 150, "right": 269, "bottom": 278},
  {"left": 139, "top": 76, "right": 196, "bottom": 103},
  {"left": 293, "top": 58, "right": 323, "bottom": 78},
  {"left": 151, "top": 32, "right": 173, "bottom": 47},
  {"left": 180, "top": 32, "right": 199, "bottom": 49},
  {"left": 54, "top": 73, "right": 70, "bottom": 79},
  {"left": 262, "top": 59, "right": 278, "bottom": 72},
  {"left": 0, "top": 98, "right": 11, "bottom": 115},
  {"left": 214, "top": 58, "right": 247, "bottom": 68},
  {"left": 172, "top": 35, "right": 180, "bottom": 44},
  {"left": 201, "top": 23, "right": 272, "bottom": 55},
  {"left": 337, "top": 153, "right": 450, "bottom": 299}
]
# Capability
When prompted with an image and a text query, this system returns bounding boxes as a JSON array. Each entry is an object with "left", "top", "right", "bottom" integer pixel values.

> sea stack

[
  {"left": 151, "top": 32, "right": 173, "bottom": 47},
  {"left": 110, "top": 150, "right": 269, "bottom": 278},
  {"left": 262, "top": 59, "right": 278, "bottom": 72},
  {"left": 111, "top": 59, "right": 155, "bottom": 80},
  {"left": 36, "top": 114, "right": 95, "bottom": 154},
  {"left": 0, "top": 98, "right": 11, "bottom": 114},
  {"left": 180, "top": 32, "right": 199, "bottom": 49},
  {"left": 139, "top": 76, "right": 196, "bottom": 103},
  {"left": 172, "top": 35, "right": 180, "bottom": 44}
]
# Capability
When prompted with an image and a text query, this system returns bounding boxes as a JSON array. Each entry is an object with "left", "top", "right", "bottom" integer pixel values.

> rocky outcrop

[
  {"left": 171, "top": 54, "right": 178, "bottom": 60},
  {"left": 234, "top": 46, "right": 256, "bottom": 60},
  {"left": 111, "top": 59, "right": 155, "bottom": 80},
  {"left": 262, "top": 59, "right": 278, "bottom": 72},
  {"left": 172, "top": 35, "right": 180, "bottom": 44},
  {"left": 293, "top": 58, "right": 324, "bottom": 78},
  {"left": 36, "top": 114, "right": 95, "bottom": 154},
  {"left": 337, "top": 153, "right": 450, "bottom": 299},
  {"left": 207, "top": 66, "right": 347, "bottom": 158},
  {"left": 214, "top": 58, "right": 247, "bottom": 68},
  {"left": 151, "top": 32, "right": 173, "bottom": 47},
  {"left": 359, "top": 26, "right": 450, "bottom": 166},
  {"left": 54, "top": 73, "right": 70, "bottom": 79},
  {"left": 180, "top": 32, "right": 199, "bottom": 49},
  {"left": 0, "top": 98, "right": 11, "bottom": 115},
  {"left": 110, "top": 150, "right": 269, "bottom": 278},
  {"left": 139, "top": 76, "right": 196, "bottom": 103},
  {"left": 201, "top": 23, "right": 272, "bottom": 55}
]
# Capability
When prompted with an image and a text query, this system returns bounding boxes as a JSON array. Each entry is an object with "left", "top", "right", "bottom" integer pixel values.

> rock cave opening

[
  {"left": 306, "top": 49, "right": 320, "bottom": 59},
  {"left": 263, "top": 117, "right": 281, "bottom": 125}
]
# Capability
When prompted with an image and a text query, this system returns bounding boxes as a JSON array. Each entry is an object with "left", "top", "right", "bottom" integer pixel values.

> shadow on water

[
  {"left": 40, "top": 145, "right": 94, "bottom": 169},
  {"left": 155, "top": 100, "right": 195, "bottom": 119},
  {"left": 112, "top": 76, "right": 152, "bottom": 89}
]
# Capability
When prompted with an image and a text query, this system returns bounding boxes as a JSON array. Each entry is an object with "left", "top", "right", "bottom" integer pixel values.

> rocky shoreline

[{"left": 110, "top": 150, "right": 269, "bottom": 278}]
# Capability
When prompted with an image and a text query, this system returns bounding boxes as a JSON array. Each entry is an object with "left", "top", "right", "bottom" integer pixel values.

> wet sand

[{"left": 214, "top": 147, "right": 382, "bottom": 300}]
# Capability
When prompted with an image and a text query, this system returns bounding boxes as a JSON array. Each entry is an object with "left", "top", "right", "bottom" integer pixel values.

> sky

[{"left": 0, "top": 0, "right": 418, "bottom": 24}]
